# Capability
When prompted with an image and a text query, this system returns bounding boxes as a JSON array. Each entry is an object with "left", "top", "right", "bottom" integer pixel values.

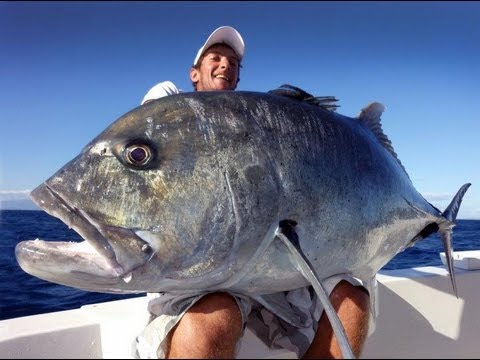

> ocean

[{"left": 1, "top": 209, "right": 479, "bottom": 321}]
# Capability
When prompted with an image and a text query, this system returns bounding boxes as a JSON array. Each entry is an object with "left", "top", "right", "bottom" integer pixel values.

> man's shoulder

[{"left": 141, "top": 81, "right": 182, "bottom": 105}]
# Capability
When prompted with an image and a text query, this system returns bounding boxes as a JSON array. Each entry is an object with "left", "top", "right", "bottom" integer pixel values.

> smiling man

[
  {"left": 141, "top": 26, "right": 243, "bottom": 105},
  {"left": 190, "top": 43, "right": 240, "bottom": 91}
]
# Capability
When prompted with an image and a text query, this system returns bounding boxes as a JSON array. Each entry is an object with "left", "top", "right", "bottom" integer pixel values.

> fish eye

[{"left": 124, "top": 144, "right": 153, "bottom": 167}]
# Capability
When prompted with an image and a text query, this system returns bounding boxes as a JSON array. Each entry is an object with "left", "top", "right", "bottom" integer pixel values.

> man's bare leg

[
  {"left": 166, "top": 292, "right": 243, "bottom": 359},
  {"left": 303, "top": 280, "right": 370, "bottom": 359}
]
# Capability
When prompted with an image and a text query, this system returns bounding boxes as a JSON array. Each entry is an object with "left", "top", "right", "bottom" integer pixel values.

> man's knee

[
  {"left": 167, "top": 292, "right": 243, "bottom": 358},
  {"left": 191, "top": 292, "right": 242, "bottom": 314},
  {"left": 182, "top": 292, "right": 242, "bottom": 336},
  {"left": 303, "top": 281, "right": 370, "bottom": 359},
  {"left": 331, "top": 280, "right": 370, "bottom": 311}
]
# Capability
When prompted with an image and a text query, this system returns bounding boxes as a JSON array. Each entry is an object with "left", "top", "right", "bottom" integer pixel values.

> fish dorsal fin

[
  {"left": 268, "top": 84, "right": 339, "bottom": 112},
  {"left": 357, "top": 102, "right": 408, "bottom": 176}
]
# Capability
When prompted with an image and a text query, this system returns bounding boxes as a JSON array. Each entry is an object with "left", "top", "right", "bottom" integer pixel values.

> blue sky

[{"left": 1, "top": 1, "right": 479, "bottom": 219}]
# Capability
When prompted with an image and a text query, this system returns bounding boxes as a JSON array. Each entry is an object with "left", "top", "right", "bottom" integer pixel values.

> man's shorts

[{"left": 133, "top": 274, "right": 378, "bottom": 358}]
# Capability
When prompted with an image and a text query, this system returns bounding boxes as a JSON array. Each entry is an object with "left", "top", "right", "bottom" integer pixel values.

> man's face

[{"left": 190, "top": 44, "right": 240, "bottom": 91}]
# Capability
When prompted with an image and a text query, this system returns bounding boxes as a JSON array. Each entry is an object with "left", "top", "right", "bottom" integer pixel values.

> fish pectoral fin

[
  {"left": 439, "top": 229, "right": 458, "bottom": 298},
  {"left": 275, "top": 222, "right": 356, "bottom": 359}
]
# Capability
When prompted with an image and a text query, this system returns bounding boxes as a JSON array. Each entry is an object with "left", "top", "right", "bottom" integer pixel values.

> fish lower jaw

[
  {"left": 16, "top": 238, "right": 122, "bottom": 277},
  {"left": 62, "top": 240, "right": 126, "bottom": 276}
]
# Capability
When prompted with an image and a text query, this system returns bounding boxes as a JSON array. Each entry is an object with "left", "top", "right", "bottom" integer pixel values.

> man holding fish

[{"left": 135, "top": 25, "right": 373, "bottom": 359}]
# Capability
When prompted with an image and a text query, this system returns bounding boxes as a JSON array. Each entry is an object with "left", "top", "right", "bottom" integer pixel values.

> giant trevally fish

[{"left": 15, "top": 85, "right": 470, "bottom": 358}]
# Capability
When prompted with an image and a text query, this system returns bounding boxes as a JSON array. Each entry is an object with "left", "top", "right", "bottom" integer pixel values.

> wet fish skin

[{"left": 15, "top": 90, "right": 469, "bottom": 298}]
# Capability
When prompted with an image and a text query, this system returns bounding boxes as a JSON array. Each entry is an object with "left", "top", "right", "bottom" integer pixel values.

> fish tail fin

[
  {"left": 441, "top": 183, "right": 471, "bottom": 222},
  {"left": 439, "top": 183, "right": 471, "bottom": 298}
]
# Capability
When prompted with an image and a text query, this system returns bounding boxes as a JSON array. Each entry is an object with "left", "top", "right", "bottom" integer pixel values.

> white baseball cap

[{"left": 193, "top": 26, "right": 245, "bottom": 67}]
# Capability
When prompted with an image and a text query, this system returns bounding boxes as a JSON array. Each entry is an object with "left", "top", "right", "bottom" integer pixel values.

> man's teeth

[{"left": 215, "top": 75, "right": 229, "bottom": 81}]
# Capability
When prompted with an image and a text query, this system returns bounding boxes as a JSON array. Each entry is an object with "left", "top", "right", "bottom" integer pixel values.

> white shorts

[{"left": 133, "top": 275, "right": 378, "bottom": 358}]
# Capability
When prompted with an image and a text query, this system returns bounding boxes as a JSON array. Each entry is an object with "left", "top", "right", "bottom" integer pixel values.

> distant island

[
  {"left": 0, "top": 191, "right": 41, "bottom": 210},
  {"left": 1, "top": 199, "right": 41, "bottom": 211}
]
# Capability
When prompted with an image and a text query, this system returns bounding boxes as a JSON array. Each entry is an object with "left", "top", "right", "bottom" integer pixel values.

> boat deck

[{"left": 1, "top": 262, "right": 480, "bottom": 358}]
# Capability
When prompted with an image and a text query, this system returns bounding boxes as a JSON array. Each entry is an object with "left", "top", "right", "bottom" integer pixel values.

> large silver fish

[{"left": 16, "top": 85, "right": 470, "bottom": 358}]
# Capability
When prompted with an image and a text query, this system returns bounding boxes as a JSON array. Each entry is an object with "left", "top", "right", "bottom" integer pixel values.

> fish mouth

[{"left": 15, "top": 183, "right": 152, "bottom": 290}]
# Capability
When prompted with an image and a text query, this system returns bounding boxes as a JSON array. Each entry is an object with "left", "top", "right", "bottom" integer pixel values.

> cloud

[
  {"left": 423, "top": 192, "right": 453, "bottom": 202},
  {"left": 423, "top": 194, "right": 479, "bottom": 220},
  {"left": 0, "top": 190, "right": 39, "bottom": 210},
  {"left": 0, "top": 190, "right": 32, "bottom": 201},
  {"left": 0, "top": 190, "right": 31, "bottom": 194},
  {"left": 459, "top": 207, "right": 480, "bottom": 220}
]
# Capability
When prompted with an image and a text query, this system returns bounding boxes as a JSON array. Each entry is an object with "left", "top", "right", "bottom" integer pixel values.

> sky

[{"left": 0, "top": 1, "right": 479, "bottom": 219}]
